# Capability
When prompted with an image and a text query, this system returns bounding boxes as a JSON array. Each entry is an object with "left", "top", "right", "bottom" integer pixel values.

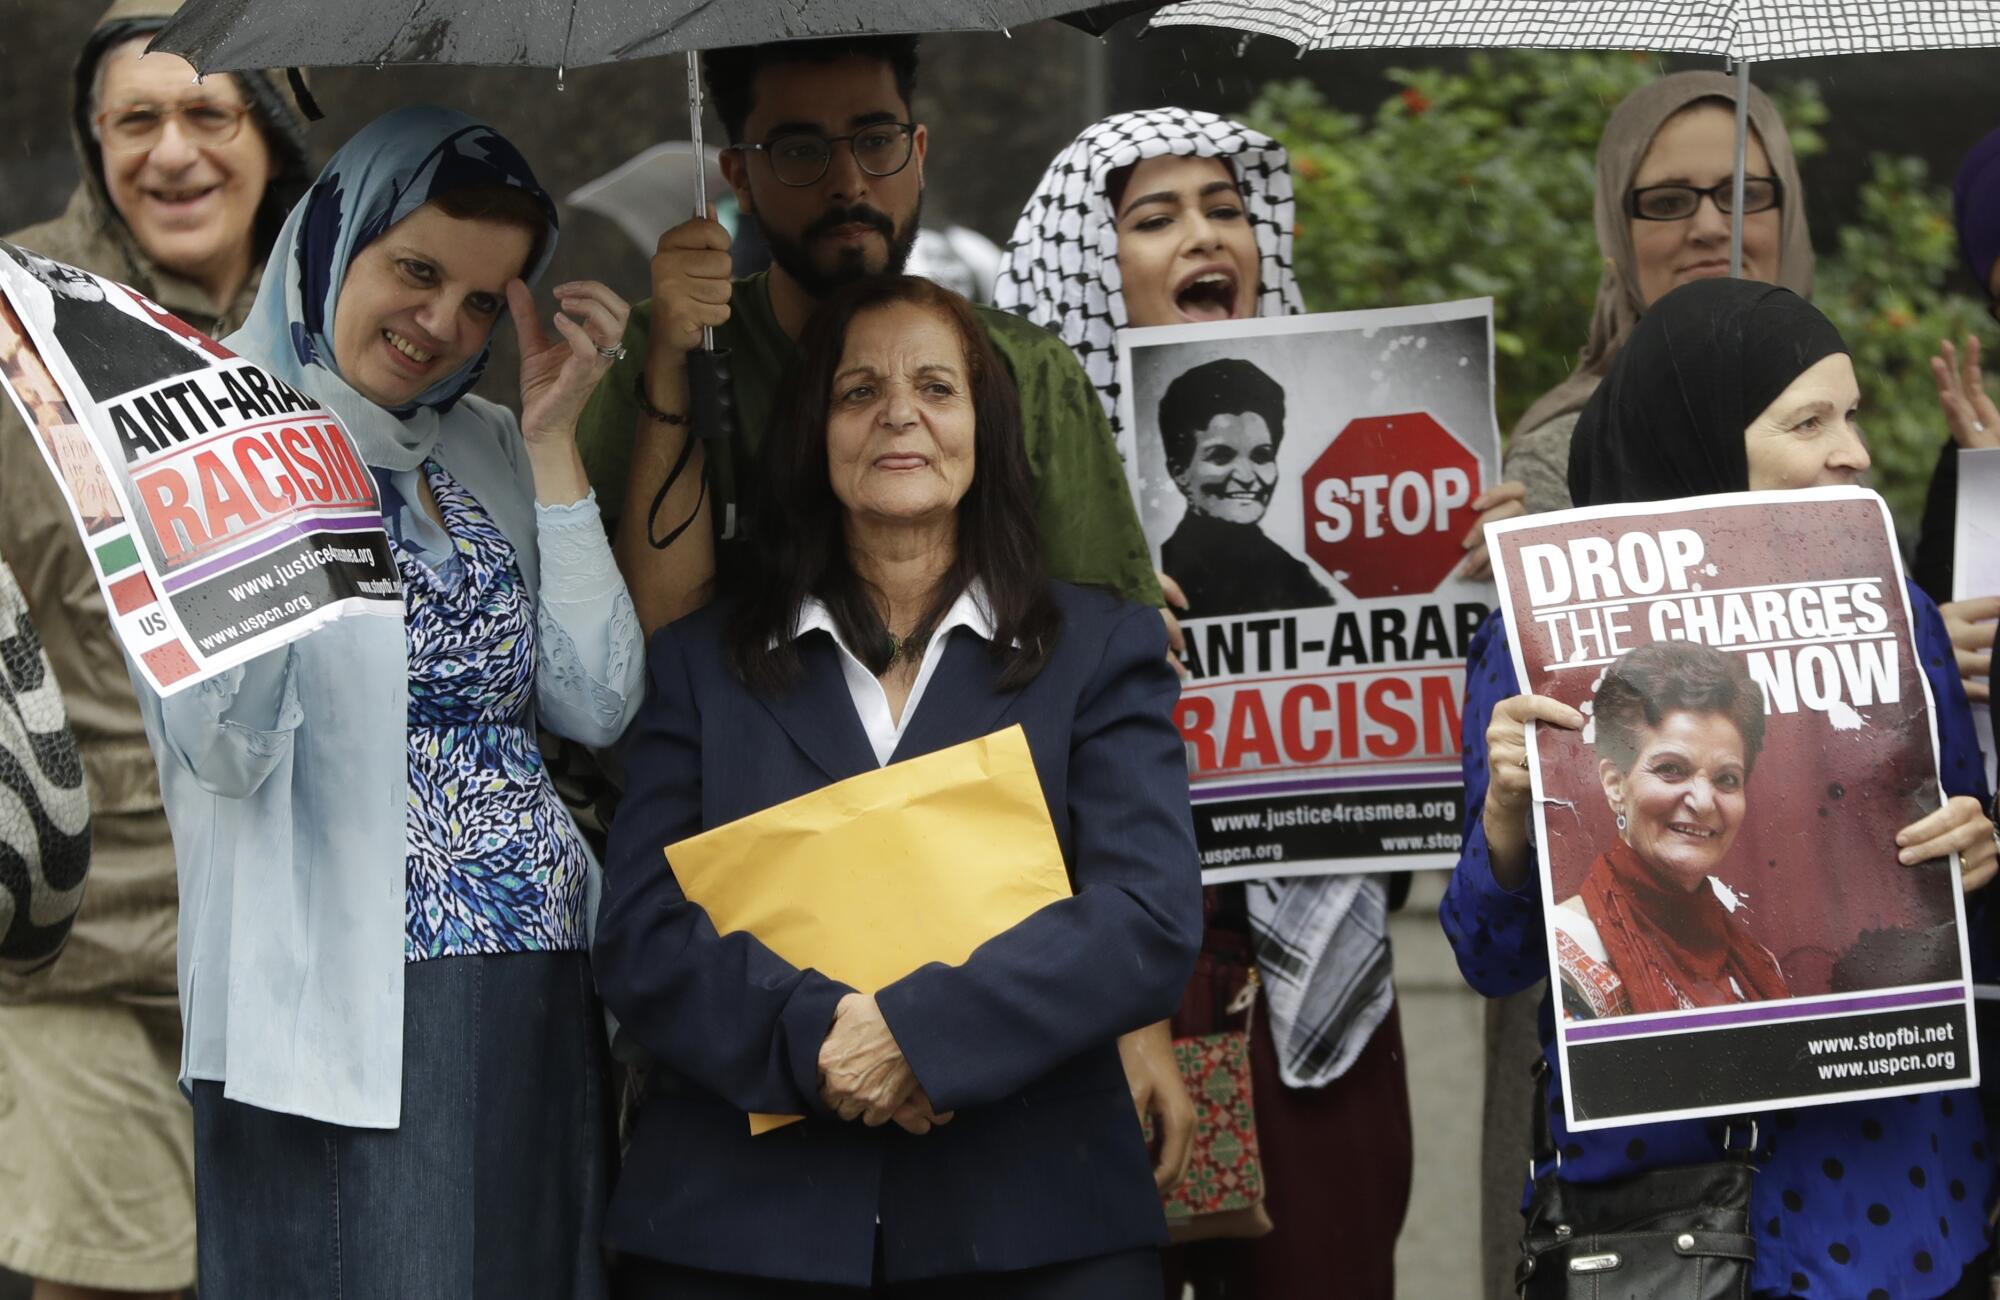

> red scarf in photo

[{"left": 1578, "top": 839, "right": 1791, "bottom": 1015}]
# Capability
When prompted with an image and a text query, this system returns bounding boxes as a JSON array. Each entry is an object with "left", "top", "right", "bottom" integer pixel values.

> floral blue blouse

[
  {"left": 1446, "top": 583, "right": 1994, "bottom": 1299},
  {"left": 386, "top": 461, "right": 590, "bottom": 960}
]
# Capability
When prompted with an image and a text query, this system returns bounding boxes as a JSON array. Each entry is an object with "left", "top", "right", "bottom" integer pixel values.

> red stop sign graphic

[{"left": 1302, "top": 412, "right": 1481, "bottom": 599}]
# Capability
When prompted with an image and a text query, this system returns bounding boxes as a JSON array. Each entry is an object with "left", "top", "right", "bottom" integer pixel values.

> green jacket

[{"left": 576, "top": 272, "right": 1162, "bottom": 607}]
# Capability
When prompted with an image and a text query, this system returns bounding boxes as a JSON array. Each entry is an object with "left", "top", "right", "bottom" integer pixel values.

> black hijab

[{"left": 1567, "top": 278, "right": 1849, "bottom": 508}]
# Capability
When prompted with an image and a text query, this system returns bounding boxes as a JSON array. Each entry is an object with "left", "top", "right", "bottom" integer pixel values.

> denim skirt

[{"left": 191, "top": 951, "right": 611, "bottom": 1299}]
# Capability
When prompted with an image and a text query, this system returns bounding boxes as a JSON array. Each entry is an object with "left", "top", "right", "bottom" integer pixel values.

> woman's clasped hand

[{"left": 817, "top": 992, "right": 953, "bottom": 1133}]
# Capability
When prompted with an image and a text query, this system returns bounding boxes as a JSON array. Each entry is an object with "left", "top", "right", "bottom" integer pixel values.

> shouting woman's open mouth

[{"left": 1172, "top": 265, "right": 1240, "bottom": 322}]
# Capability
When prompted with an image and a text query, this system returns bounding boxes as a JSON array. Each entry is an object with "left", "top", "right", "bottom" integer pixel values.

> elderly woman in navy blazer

[{"left": 594, "top": 274, "right": 1202, "bottom": 1299}]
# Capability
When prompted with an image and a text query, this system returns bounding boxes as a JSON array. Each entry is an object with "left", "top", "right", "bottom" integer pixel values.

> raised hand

[
  {"left": 1930, "top": 336, "right": 2000, "bottom": 450},
  {"left": 508, "top": 278, "right": 631, "bottom": 445}
]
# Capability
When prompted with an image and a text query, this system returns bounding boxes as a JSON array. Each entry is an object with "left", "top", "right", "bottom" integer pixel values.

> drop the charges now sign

[
  {"left": 1115, "top": 300, "right": 1502, "bottom": 881},
  {"left": 1489, "top": 488, "right": 1977, "bottom": 1129}
]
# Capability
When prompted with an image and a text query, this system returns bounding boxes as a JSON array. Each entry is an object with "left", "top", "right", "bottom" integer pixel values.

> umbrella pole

[
  {"left": 687, "top": 50, "right": 714, "bottom": 353},
  {"left": 1730, "top": 58, "right": 1750, "bottom": 278},
  {"left": 682, "top": 47, "right": 737, "bottom": 447}
]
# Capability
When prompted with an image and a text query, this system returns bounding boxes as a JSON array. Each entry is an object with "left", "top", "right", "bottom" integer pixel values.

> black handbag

[{"left": 1518, "top": 1060, "right": 1759, "bottom": 1299}]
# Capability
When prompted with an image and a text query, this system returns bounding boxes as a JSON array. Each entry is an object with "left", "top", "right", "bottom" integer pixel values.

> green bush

[
  {"left": 1241, "top": 51, "right": 1971, "bottom": 538},
  {"left": 1814, "top": 154, "right": 1985, "bottom": 530}
]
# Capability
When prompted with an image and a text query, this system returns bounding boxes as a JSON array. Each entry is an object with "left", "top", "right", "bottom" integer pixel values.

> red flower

[{"left": 1400, "top": 87, "right": 1432, "bottom": 115}]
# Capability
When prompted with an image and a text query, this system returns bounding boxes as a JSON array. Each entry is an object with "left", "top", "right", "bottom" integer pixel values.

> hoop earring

[{"left": 1616, "top": 813, "right": 1628, "bottom": 832}]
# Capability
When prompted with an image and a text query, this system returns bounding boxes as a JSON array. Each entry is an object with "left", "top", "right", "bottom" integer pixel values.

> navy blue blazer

[{"left": 594, "top": 583, "right": 1202, "bottom": 1286}]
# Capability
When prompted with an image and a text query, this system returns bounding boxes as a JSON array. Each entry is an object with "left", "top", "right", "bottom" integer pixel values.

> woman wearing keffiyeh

[{"left": 999, "top": 108, "right": 1442, "bottom": 1297}]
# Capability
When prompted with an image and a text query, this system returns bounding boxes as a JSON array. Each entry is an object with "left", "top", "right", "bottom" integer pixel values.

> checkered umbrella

[
  {"left": 1147, "top": 0, "right": 2000, "bottom": 60},
  {"left": 1145, "top": 0, "right": 2000, "bottom": 274}
]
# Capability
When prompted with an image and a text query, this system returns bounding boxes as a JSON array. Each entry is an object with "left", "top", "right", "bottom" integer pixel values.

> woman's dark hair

[
  {"left": 1593, "top": 641, "right": 1767, "bottom": 775},
  {"left": 1159, "top": 356, "right": 1285, "bottom": 479},
  {"left": 1105, "top": 162, "right": 1137, "bottom": 216},
  {"left": 431, "top": 183, "right": 552, "bottom": 279},
  {"left": 729, "top": 275, "right": 1060, "bottom": 694},
  {"left": 705, "top": 36, "right": 920, "bottom": 145}
]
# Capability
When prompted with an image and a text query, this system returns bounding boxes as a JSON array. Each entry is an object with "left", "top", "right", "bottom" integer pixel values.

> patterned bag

[{"left": 1160, "top": 946, "right": 1273, "bottom": 1242}]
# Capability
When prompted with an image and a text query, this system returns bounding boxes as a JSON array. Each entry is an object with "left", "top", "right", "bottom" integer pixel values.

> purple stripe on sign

[
  {"left": 162, "top": 514, "right": 384, "bottom": 593},
  {"left": 1564, "top": 985, "right": 1967, "bottom": 1042},
  {"left": 1192, "top": 771, "right": 1460, "bottom": 802}
]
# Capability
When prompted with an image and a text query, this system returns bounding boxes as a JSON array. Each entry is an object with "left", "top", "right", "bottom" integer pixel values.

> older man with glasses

[
  {"left": 0, "top": 4, "right": 308, "bottom": 1297},
  {"left": 575, "top": 35, "right": 1163, "bottom": 636}
]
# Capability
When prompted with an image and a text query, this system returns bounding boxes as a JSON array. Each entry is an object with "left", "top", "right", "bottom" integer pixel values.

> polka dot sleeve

[{"left": 1439, "top": 611, "right": 1548, "bottom": 998}]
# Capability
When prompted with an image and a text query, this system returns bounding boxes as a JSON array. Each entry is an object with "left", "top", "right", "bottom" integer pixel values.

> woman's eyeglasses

[
  {"left": 736, "top": 123, "right": 918, "bottom": 188},
  {"left": 95, "top": 101, "right": 252, "bottom": 154},
  {"left": 1627, "top": 176, "right": 1784, "bottom": 222}
]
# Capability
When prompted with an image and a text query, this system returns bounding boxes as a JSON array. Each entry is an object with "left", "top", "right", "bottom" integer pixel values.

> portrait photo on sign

[
  {"left": 1121, "top": 306, "right": 1493, "bottom": 619},
  {"left": 0, "top": 293, "right": 125, "bottom": 532},
  {"left": 1489, "top": 488, "right": 1978, "bottom": 1129}
]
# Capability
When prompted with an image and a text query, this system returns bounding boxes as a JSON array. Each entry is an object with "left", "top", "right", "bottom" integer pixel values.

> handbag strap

[{"left": 1526, "top": 1056, "right": 1764, "bottom": 1182}]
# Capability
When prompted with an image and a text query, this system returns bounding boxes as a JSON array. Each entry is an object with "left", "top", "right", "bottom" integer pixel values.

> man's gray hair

[{"left": 86, "top": 35, "right": 157, "bottom": 137}]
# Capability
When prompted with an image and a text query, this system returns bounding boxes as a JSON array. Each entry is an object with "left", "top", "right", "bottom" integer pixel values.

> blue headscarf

[
  {"left": 1955, "top": 126, "right": 2000, "bottom": 295},
  {"left": 227, "top": 106, "right": 559, "bottom": 472}
]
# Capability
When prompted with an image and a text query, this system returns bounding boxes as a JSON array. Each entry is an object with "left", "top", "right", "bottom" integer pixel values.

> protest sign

[
  {"left": 1489, "top": 487, "right": 1978, "bottom": 1130},
  {"left": 1952, "top": 446, "right": 2000, "bottom": 790},
  {"left": 0, "top": 240, "right": 399, "bottom": 695},
  {"left": 1115, "top": 300, "right": 1500, "bottom": 882}
]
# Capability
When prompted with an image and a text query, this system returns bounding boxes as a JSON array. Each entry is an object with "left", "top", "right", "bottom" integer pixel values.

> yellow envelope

[{"left": 664, "top": 724, "right": 1073, "bottom": 1134}]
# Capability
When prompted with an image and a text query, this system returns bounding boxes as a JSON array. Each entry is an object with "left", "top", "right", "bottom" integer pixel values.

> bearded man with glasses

[
  {"left": 0, "top": 5, "right": 310, "bottom": 1298},
  {"left": 575, "top": 36, "right": 1163, "bottom": 637}
]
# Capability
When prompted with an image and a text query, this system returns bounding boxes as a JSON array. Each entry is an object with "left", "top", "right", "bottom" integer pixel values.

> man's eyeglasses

[
  {"left": 736, "top": 123, "right": 918, "bottom": 188},
  {"left": 95, "top": 101, "right": 252, "bottom": 154},
  {"left": 1627, "top": 176, "right": 1784, "bottom": 222}
]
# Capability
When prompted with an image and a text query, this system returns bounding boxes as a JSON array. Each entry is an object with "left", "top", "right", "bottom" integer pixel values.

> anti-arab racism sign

[
  {"left": 0, "top": 240, "right": 398, "bottom": 695},
  {"left": 1116, "top": 300, "right": 1500, "bottom": 882},
  {"left": 1488, "top": 487, "right": 1978, "bottom": 1130}
]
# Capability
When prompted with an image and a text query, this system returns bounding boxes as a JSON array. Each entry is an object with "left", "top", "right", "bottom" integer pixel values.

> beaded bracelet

[{"left": 633, "top": 371, "right": 687, "bottom": 425}]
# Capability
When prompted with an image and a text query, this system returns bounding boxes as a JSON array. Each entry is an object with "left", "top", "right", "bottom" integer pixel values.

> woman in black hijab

[
  {"left": 1564, "top": 277, "right": 1849, "bottom": 503},
  {"left": 1447, "top": 279, "right": 2000, "bottom": 1299}
]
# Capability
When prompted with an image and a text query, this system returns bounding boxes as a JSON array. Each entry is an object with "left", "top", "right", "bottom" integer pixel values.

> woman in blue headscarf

[
  {"left": 1911, "top": 129, "right": 2000, "bottom": 709},
  {"left": 134, "top": 107, "right": 644, "bottom": 1298}
]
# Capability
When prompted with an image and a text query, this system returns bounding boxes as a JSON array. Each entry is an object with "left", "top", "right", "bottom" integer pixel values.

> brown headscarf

[
  {"left": 1511, "top": 71, "right": 1815, "bottom": 440},
  {"left": 1580, "top": 838, "right": 1792, "bottom": 1015}
]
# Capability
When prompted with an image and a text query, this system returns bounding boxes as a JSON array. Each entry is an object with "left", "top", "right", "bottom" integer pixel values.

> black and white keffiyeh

[
  {"left": 0, "top": 556, "right": 88, "bottom": 973},
  {"left": 995, "top": 108, "right": 1304, "bottom": 443},
  {"left": 999, "top": 108, "right": 1387, "bottom": 1090}
]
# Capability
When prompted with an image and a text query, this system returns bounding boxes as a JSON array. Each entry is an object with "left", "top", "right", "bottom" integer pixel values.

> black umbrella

[
  {"left": 152, "top": 0, "right": 1148, "bottom": 72},
  {"left": 151, "top": 0, "right": 1139, "bottom": 478}
]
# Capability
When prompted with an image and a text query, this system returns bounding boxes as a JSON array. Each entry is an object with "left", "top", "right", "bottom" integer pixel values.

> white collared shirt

[{"left": 792, "top": 582, "right": 997, "bottom": 766}]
